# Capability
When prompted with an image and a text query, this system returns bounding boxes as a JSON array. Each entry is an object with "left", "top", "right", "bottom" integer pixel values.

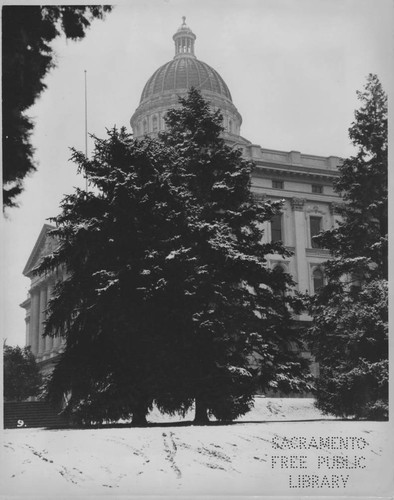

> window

[
  {"left": 312, "top": 184, "right": 323, "bottom": 193},
  {"left": 271, "top": 214, "right": 282, "bottom": 242},
  {"left": 312, "top": 268, "right": 324, "bottom": 293},
  {"left": 273, "top": 265, "right": 286, "bottom": 296},
  {"left": 152, "top": 115, "right": 158, "bottom": 132},
  {"left": 310, "top": 216, "right": 322, "bottom": 248},
  {"left": 272, "top": 180, "right": 283, "bottom": 189},
  {"left": 143, "top": 119, "right": 148, "bottom": 134}
]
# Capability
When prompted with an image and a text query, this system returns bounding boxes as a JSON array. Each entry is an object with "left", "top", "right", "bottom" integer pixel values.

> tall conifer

[
  {"left": 308, "top": 75, "right": 388, "bottom": 420},
  {"left": 39, "top": 90, "right": 312, "bottom": 425},
  {"left": 155, "top": 89, "right": 312, "bottom": 423},
  {"left": 38, "top": 130, "right": 184, "bottom": 425}
]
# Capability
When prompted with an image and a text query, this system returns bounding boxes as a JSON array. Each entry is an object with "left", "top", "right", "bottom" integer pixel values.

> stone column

[
  {"left": 54, "top": 329, "right": 63, "bottom": 351},
  {"left": 38, "top": 286, "right": 47, "bottom": 357},
  {"left": 25, "top": 316, "right": 31, "bottom": 348},
  {"left": 30, "top": 289, "right": 40, "bottom": 356},
  {"left": 291, "top": 198, "right": 309, "bottom": 293},
  {"left": 45, "top": 283, "right": 54, "bottom": 354}
]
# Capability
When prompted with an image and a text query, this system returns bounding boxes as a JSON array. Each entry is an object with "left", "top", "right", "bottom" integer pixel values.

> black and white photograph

[{"left": 2, "top": 1, "right": 392, "bottom": 498}]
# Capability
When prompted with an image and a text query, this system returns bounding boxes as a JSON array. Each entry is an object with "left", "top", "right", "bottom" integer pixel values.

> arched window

[
  {"left": 143, "top": 119, "right": 148, "bottom": 134},
  {"left": 312, "top": 268, "right": 324, "bottom": 293},
  {"left": 229, "top": 119, "right": 233, "bottom": 133}
]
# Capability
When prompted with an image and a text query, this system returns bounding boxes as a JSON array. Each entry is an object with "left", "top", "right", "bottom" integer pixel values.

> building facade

[
  {"left": 21, "top": 225, "right": 65, "bottom": 375},
  {"left": 21, "top": 19, "right": 342, "bottom": 373}
]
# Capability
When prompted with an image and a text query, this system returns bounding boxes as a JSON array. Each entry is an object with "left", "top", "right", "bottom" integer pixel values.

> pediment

[{"left": 23, "top": 224, "right": 58, "bottom": 277}]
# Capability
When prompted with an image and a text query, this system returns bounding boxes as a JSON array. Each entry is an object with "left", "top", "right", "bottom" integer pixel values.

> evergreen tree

[
  {"left": 154, "top": 88, "right": 313, "bottom": 423},
  {"left": 2, "top": 5, "right": 112, "bottom": 209},
  {"left": 4, "top": 344, "right": 42, "bottom": 401},
  {"left": 308, "top": 74, "right": 388, "bottom": 420},
  {"left": 37, "top": 130, "right": 186, "bottom": 425},
  {"left": 38, "top": 90, "right": 312, "bottom": 426}
]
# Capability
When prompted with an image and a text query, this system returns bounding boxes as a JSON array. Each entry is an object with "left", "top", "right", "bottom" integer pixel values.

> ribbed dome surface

[
  {"left": 140, "top": 57, "right": 232, "bottom": 103},
  {"left": 131, "top": 19, "right": 244, "bottom": 139}
]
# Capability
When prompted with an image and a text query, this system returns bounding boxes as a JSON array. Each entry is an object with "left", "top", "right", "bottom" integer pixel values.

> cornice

[
  {"left": 20, "top": 297, "right": 31, "bottom": 310},
  {"left": 252, "top": 163, "right": 340, "bottom": 181},
  {"left": 251, "top": 187, "right": 341, "bottom": 205}
]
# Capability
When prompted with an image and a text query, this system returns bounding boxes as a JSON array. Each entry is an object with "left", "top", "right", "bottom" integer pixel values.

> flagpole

[{"left": 84, "top": 69, "right": 88, "bottom": 191}]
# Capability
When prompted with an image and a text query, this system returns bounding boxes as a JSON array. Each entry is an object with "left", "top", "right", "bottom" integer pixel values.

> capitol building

[{"left": 21, "top": 19, "right": 342, "bottom": 376}]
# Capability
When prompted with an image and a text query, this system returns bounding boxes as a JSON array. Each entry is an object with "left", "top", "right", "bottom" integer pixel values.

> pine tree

[
  {"left": 308, "top": 74, "right": 388, "bottom": 420},
  {"left": 154, "top": 88, "right": 313, "bottom": 423},
  {"left": 4, "top": 344, "right": 42, "bottom": 401},
  {"left": 37, "top": 129, "right": 188, "bottom": 425},
  {"left": 38, "top": 90, "right": 312, "bottom": 426}
]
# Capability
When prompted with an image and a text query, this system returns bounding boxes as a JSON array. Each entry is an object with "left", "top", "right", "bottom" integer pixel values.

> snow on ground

[
  {"left": 1, "top": 398, "right": 392, "bottom": 498},
  {"left": 147, "top": 396, "right": 328, "bottom": 423}
]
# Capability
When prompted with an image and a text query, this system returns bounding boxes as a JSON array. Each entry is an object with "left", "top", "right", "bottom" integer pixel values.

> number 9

[{"left": 17, "top": 419, "right": 24, "bottom": 427}]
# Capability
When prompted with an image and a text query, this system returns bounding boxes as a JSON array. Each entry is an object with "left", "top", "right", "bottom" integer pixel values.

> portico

[{"left": 20, "top": 225, "right": 65, "bottom": 372}]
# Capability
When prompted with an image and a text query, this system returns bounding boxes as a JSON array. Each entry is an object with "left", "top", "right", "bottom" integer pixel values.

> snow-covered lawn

[{"left": 1, "top": 398, "right": 392, "bottom": 497}]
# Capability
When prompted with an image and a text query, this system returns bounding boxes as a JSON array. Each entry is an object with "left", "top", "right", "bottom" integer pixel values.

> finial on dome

[{"left": 173, "top": 18, "right": 196, "bottom": 58}]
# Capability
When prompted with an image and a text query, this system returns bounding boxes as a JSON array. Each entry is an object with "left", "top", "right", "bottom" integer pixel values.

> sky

[{"left": 2, "top": 0, "right": 393, "bottom": 347}]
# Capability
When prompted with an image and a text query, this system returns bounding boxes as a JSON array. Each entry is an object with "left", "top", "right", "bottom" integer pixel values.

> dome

[
  {"left": 140, "top": 58, "right": 232, "bottom": 103},
  {"left": 130, "top": 18, "right": 244, "bottom": 141}
]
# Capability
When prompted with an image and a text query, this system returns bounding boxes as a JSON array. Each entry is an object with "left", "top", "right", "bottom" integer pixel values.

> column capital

[
  {"left": 30, "top": 276, "right": 57, "bottom": 294},
  {"left": 291, "top": 197, "right": 306, "bottom": 211},
  {"left": 29, "top": 283, "right": 41, "bottom": 293}
]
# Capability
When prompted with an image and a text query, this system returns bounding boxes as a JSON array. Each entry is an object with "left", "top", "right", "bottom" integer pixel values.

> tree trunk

[
  {"left": 131, "top": 406, "right": 148, "bottom": 427},
  {"left": 193, "top": 398, "right": 210, "bottom": 425}
]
